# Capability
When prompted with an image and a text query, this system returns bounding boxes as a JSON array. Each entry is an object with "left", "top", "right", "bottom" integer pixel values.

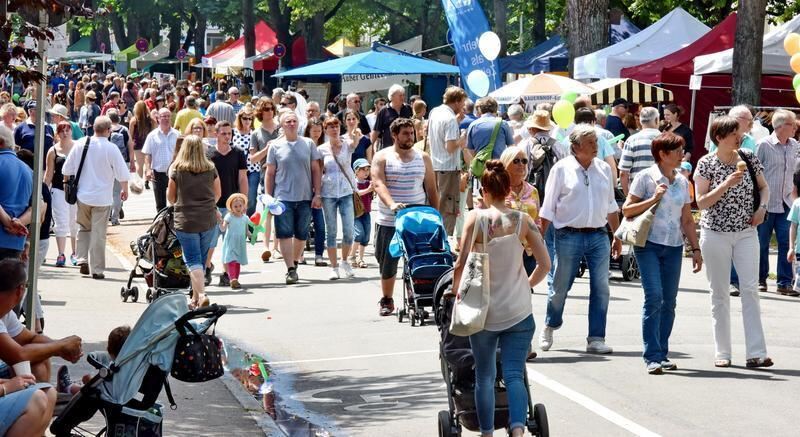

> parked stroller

[
  {"left": 122, "top": 207, "right": 192, "bottom": 303},
  {"left": 432, "top": 268, "right": 548, "bottom": 437},
  {"left": 389, "top": 206, "right": 454, "bottom": 326},
  {"left": 51, "top": 293, "right": 227, "bottom": 437}
]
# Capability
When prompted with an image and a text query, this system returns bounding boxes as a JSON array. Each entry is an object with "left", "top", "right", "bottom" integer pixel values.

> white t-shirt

[
  {"left": 63, "top": 136, "right": 131, "bottom": 207},
  {"left": 427, "top": 104, "right": 461, "bottom": 171},
  {"left": 0, "top": 311, "right": 24, "bottom": 338}
]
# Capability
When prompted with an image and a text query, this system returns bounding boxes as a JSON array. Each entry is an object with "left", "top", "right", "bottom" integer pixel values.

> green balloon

[
  {"left": 12, "top": 94, "right": 19, "bottom": 104},
  {"left": 793, "top": 74, "right": 800, "bottom": 90},
  {"left": 561, "top": 91, "right": 578, "bottom": 103}
]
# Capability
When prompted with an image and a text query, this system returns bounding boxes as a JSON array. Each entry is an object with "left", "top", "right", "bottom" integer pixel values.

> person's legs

[
  {"left": 773, "top": 206, "right": 793, "bottom": 288},
  {"left": 227, "top": 261, "right": 241, "bottom": 280},
  {"left": 51, "top": 188, "right": 69, "bottom": 256},
  {"left": 658, "top": 244, "right": 683, "bottom": 362},
  {"left": 322, "top": 197, "right": 340, "bottom": 268},
  {"left": 700, "top": 229, "right": 734, "bottom": 361},
  {"left": 311, "top": 207, "right": 326, "bottom": 259},
  {"left": 436, "top": 171, "right": 459, "bottom": 235},
  {"left": 274, "top": 202, "right": 297, "bottom": 270},
  {"left": 545, "top": 229, "right": 582, "bottom": 330},
  {"left": 134, "top": 150, "right": 145, "bottom": 178},
  {"left": 152, "top": 171, "right": 169, "bottom": 212},
  {"left": 756, "top": 212, "right": 775, "bottom": 285},
  {"left": 69, "top": 202, "right": 78, "bottom": 258},
  {"left": 110, "top": 179, "right": 122, "bottom": 223},
  {"left": 339, "top": 195, "right": 354, "bottom": 262},
  {"left": 732, "top": 229, "right": 768, "bottom": 360},
  {"left": 585, "top": 230, "right": 611, "bottom": 341},
  {"left": 75, "top": 201, "right": 92, "bottom": 268},
  {"left": 635, "top": 241, "right": 665, "bottom": 363},
  {"left": 292, "top": 201, "right": 312, "bottom": 264},
  {"left": 544, "top": 225, "right": 557, "bottom": 289},
  {"left": 5, "top": 388, "right": 56, "bottom": 437},
  {"left": 469, "top": 328, "right": 501, "bottom": 435},
  {"left": 499, "top": 315, "right": 535, "bottom": 434},
  {"left": 177, "top": 229, "right": 213, "bottom": 304},
  {"left": 375, "top": 224, "right": 399, "bottom": 299},
  {"left": 246, "top": 171, "right": 260, "bottom": 216},
  {"left": 89, "top": 205, "right": 110, "bottom": 275}
]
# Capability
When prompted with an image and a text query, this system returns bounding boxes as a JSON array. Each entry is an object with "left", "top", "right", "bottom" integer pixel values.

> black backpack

[{"left": 527, "top": 136, "right": 559, "bottom": 202}]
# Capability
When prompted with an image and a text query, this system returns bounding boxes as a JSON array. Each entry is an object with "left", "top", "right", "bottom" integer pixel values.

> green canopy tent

[{"left": 115, "top": 44, "right": 143, "bottom": 74}]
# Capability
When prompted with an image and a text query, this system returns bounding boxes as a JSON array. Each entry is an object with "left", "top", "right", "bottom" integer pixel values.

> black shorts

[{"left": 374, "top": 224, "right": 399, "bottom": 280}]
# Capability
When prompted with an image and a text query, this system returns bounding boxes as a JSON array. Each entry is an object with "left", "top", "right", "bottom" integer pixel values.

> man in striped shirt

[
  {"left": 205, "top": 91, "right": 236, "bottom": 124},
  {"left": 619, "top": 106, "right": 660, "bottom": 195}
]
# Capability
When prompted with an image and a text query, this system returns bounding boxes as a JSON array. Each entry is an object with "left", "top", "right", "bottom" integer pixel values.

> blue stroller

[
  {"left": 390, "top": 206, "right": 454, "bottom": 326},
  {"left": 50, "top": 293, "right": 227, "bottom": 436}
]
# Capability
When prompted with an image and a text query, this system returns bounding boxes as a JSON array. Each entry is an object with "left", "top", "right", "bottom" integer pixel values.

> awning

[
  {"left": 273, "top": 49, "right": 459, "bottom": 77},
  {"left": 131, "top": 40, "right": 171, "bottom": 70},
  {"left": 67, "top": 36, "right": 91, "bottom": 53},
  {"left": 587, "top": 78, "right": 673, "bottom": 105},
  {"left": 489, "top": 72, "right": 593, "bottom": 105},
  {"left": 115, "top": 44, "right": 142, "bottom": 63}
]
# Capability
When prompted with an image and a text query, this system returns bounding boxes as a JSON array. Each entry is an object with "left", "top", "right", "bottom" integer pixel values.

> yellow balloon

[
  {"left": 795, "top": 89, "right": 800, "bottom": 104},
  {"left": 785, "top": 33, "right": 800, "bottom": 56},
  {"left": 552, "top": 99, "right": 575, "bottom": 129},
  {"left": 791, "top": 53, "right": 800, "bottom": 74}
]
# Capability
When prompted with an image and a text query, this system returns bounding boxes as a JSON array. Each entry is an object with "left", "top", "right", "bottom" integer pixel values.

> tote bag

[{"left": 450, "top": 212, "right": 491, "bottom": 336}]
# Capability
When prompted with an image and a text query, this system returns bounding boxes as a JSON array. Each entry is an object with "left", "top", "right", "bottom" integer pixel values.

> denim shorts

[
  {"left": 274, "top": 201, "right": 312, "bottom": 240},
  {"left": 354, "top": 214, "right": 371, "bottom": 246},
  {"left": 208, "top": 207, "right": 227, "bottom": 249},
  {"left": 175, "top": 227, "right": 218, "bottom": 271}
]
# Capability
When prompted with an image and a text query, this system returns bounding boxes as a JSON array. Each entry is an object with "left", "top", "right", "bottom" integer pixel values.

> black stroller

[
  {"left": 433, "top": 268, "right": 548, "bottom": 437},
  {"left": 121, "top": 207, "right": 192, "bottom": 303}
]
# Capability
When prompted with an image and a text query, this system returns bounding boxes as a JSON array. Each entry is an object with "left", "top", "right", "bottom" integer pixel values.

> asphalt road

[{"left": 102, "top": 189, "right": 800, "bottom": 436}]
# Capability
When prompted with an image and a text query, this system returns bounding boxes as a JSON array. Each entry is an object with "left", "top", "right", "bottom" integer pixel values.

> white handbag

[
  {"left": 615, "top": 196, "right": 660, "bottom": 248},
  {"left": 450, "top": 212, "right": 491, "bottom": 337}
]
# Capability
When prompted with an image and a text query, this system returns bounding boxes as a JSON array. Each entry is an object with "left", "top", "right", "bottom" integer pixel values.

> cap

[
  {"left": 680, "top": 161, "right": 693, "bottom": 173},
  {"left": 48, "top": 104, "right": 69, "bottom": 119},
  {"left": 352, "top": 158, "right": 370, "bottom": 171},
  {"left": 612, "top": 98, "right": 629, "bottom": 108},
  {"left": 23, "top": 99, "right": 37, "bottom": 111}
]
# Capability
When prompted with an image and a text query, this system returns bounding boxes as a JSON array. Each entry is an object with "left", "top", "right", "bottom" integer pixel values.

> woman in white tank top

[{"left": 452, "top": 160, "right": 550, "bottom": 436}]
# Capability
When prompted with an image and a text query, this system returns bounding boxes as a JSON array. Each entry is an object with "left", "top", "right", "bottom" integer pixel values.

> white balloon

[
  {"left": 478, "top": 31, "right": 501, "bottom": 61},
  {"left": 466, "top": 70, "right": 490, "bottom": 97}
]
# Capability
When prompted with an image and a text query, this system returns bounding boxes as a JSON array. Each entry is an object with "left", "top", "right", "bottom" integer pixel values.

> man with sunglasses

[
  {"left": 228, "top": 87, "right": 244, "bottom": 114},
  {"left": 336, "top": 93, "right": 371, "bottom": 135}
]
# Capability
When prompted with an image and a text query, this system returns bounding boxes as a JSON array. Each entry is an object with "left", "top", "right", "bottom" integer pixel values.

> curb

[{"left": 106, "top": 244, "right": 286, "bottom": 436}]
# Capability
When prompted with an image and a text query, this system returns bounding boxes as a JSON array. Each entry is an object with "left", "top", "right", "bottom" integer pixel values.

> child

[
  {"left": 221, "top": 193, "right": 251, "bottom": 289},
  {"left": 680, "top": 161, "right": 694, "bottom": 203},
  {"left": 787, "top": 193, "right": 800, "bottom": 296},
  {"left": 349, "top": 159, "right": 373, "bottom": 268},
  {"left": 57, "top": 326, "right": 131, "bottom": 395}
]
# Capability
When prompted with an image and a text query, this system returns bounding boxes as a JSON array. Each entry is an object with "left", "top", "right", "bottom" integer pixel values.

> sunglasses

[
  {"left": 512, "top": 158, "right": 529, "bottom": 165},
  {"left": 242, "top": 117, "right": 253, "bottom": 121},
  {"left": 263, "top": 107, "right": 274, "bottom": 112}
]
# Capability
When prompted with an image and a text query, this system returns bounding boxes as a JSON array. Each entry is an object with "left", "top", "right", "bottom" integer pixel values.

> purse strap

[
  {"left": 331, "top": 146, "right": 357, "bottom": 194},
  {"left": 469, "top": 210, "right": 489, "bottom": 249},
  {"left": 73, "top": 137, "right": 91, "bottom": 184}
]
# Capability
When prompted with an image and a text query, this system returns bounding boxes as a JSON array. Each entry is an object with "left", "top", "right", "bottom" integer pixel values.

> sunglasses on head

[{"left": 512, "top": 158, "right": 529, "bottom": 165}]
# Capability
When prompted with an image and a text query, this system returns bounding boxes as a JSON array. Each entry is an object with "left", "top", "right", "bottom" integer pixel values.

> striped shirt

[
  {"left": 142, "top": 127, "right": 179, "bottom": 173},
  {"left": 619, "top": 128, "right": 660, "bottom": 178},
  {"left": 206, "top": 101, "right": 236, "bottom": 124},
  {"left": 377, "top": 149, "right": 427, "bottom": 226},
  {"left": 756, "top": 134, "right": 800, "bottom": 213}
]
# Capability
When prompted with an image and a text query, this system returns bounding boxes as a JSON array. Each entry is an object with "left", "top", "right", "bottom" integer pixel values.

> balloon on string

[
  {"left": 478, "top": 31, "right": 501, "bottom": 61},
  {"left": 785, "top": 32, "right": 800, "bottom": 56},
  {"left": 791, "top": 53, "right": 800, "bottom": 74},
  {"left": 552, "top": 99, "right": 574, "bottom": 129},
  {"left": 561, "top": 91, "right": 578, "bottom": 103},
  {"left": 793, "top": 74, "right": 800, "bottom": 90},
  {"left": 466, "top": 70, "right": 490, "bottom": 97},
  {"left": 796, "top": 88, "right": 800, "bottom": 104}
]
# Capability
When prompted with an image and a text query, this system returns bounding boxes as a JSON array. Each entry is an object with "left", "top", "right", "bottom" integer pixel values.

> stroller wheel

[
  {"left": 410, "top": 310, "right": 417, "bottom": 327},
  {"left": 437, "top": 410, "right": 458, "bottom": 437},
  {"left": 146, "top": 288, "right": 154, "bottom": 303},
  {"left": 533, "top": 403, "right": 549, "bottom": 437},
  {"left": 131, "top": 287, "right": 139, "bottom": 303},
  {"left": 120, "top": 286, "right": 128, "bottom": 302},
  {"left": 397, "top": 308, "right": 405, "bottom": 323}
]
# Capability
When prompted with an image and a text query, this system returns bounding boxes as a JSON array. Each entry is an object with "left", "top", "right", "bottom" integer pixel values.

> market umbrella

[{"left": 489, "top": 73, "right": 593, "bottom": 105}]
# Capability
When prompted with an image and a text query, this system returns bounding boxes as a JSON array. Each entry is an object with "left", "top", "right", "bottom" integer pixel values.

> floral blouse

[{"left": 696, "top": 149, "right": 763, "bottom": 232}]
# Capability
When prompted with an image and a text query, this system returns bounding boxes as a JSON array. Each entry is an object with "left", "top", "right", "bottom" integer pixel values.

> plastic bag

[{"left": 130, "top": 172, "right": 144, "bottom": 195}]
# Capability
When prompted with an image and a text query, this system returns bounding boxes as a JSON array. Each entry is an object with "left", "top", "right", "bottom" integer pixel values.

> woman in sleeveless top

[
  {"left": 45, "top": 121, "right": 79, "bottom": 267},
  {"left": 452, "top": 161, "right": 550, "bottom": 437}
]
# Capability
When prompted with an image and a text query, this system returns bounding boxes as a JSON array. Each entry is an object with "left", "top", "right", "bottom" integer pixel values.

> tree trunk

[
  {"left": 565, "top": 0, "right": 608, "bottom": 76},
  {"left": 732, "top": 0, "right": 767, "bottom": 105},
  {"left": 533, "top": 0, "right": 546, "bottom": 45},
  {"left": 267, "top": 0, "right": 293, "bottom": 67},
  {"left": 304, "top": 12, "right": 325, "bottom": 61},
  {"left": 109, "top": 12, "right": 129, "bottom": 49},
  {"left": 184, "top": 14, "right": 196, "bottom": 51},
  {"left": 243, "top": 0, "right": 256, "bottom": 58},
  {"left": 493, "top": 0, "right": 507, "bottom": 57},
  {"left": 166, "top": 19, "right": 182, "bottom": 58},
  {"left": 194, "top": 12, "right": 206, "bottom": 59}
]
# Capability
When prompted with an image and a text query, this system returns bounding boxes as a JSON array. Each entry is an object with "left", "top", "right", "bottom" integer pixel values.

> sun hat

[
  {"left": 524, "top": 110, "right": 554, "bottom": 131},
  {"left": 48, "top": 104, "right": 69, "bottom": 119},
  {"left": 352, "top": 158, "right": 370, "bottom": 171},
  {"left": 85, "top": 90, "right": 97, "bottom": 101}
]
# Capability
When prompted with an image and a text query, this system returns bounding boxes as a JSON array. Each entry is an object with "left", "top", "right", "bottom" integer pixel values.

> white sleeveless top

[{"left": 376, "top": 149, "right": 427, "bottom": 226}]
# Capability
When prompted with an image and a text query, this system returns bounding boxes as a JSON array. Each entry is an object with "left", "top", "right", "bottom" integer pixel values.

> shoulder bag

[
  {"left": 469, "top": 120, "right": 502, "bottom": 178},
  {"left": 64, "top": 138, "right": 90, "bottom": 205},
  {"left": 450, "top": 211, "right": 491, "bottom": 337},
  {"left": 614, "top": 174, "right": 661, "bottom": 248},
  {"left": 737, "top": 149, "right": 760, "bottom": 213},
  {"left": 171, "top": 305, "right": 226, "bottom": 383},
  {"left": 331, "top": 150, "right": 366, "bottom": 218}
]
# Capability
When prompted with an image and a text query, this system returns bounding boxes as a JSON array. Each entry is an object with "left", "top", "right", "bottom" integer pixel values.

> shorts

[
  {"left": 175, "top": 227, "right": 218, "bottom": 271},
  {"left": 208, "top": 207, "right": 227, "bottom": 249},
  {"left": 274, "top": 201, "right": 312, "bottom": 240},
  {"left": 374, "top": 224, "right": 399, "bottom": 280},
  {"left": 51, "top": 188, "right": 79, "bottom": 238},
  {"left": 0, "top": 361, "right": 11, "bottom": 378},
  {"left": 354, "top": 214, "right": 371, "bottom": 246}
]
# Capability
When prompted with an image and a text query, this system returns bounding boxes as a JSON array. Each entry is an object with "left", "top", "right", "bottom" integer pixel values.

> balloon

[
  {"left": 249, "top": 212, "right": 261, "bottom": 225},
  {"left": 466, "top": 70, "right": 490, "bottom": 97},
  {"left": 552, "top": 99, "right": 574, "bottom": 129},
  {"left": 561, "top": 91, "right": 578, "bottom": 103},
  {"left": 791, "top": 53, "right": 800, "bottom": 74},
  {"left": 478, "top": 31, "right": 501, "bottom": 61},
  {"left": 793, "top": 74, "right": 800, "bottom": 90},
  {"left": 796, "top": 89, "right": 800, "bottom": 104},
  {"left": 785, "top": 33, "right": 800, "bottom": 56}
]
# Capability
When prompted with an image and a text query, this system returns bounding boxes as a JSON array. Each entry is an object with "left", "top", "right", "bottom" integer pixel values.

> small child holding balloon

[{"left": 221, "top": 193, "right": 250, "bottom": 289}]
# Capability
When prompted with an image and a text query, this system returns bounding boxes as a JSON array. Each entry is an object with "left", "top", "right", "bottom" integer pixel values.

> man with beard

[{"left": 371, "top": 118, "right": 439, "bottom": 316}]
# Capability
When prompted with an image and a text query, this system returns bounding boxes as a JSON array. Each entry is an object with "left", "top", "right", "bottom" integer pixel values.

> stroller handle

[{"left": 175, "top": 304, "right": 227, "bottom": 327}]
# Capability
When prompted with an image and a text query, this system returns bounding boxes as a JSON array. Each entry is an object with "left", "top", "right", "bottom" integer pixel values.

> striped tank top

[{"left": 377, "top": 149, "right": 427, "bottom": 226}]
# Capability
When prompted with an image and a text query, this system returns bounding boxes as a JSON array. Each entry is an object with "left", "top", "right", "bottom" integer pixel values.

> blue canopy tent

[{"left": 273, "top": 49, "right": 460, "bottom": 77}]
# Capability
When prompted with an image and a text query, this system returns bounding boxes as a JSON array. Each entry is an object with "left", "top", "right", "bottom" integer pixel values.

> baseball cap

[
  {"left": 680, "top": 161, "right": 693, "bottom": 173},
  {"left": 23, "top": 99, "right": 37, "bottom": 111},
  {"left": 612, "top": 98, "right": 629, "bottom": 108},
  {"left": 352, "top": 158, "right": 370, "bottom": 171}
]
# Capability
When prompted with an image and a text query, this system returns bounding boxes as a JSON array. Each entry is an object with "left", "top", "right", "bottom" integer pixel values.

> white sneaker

[
  {"left": 340, "top": 261, "right": 355, "bottom": 278},
  {"left": 329, "top": 268, "right": 340, "bottom": 280},
  {"left": 586, "top": 340, "right": 613, "bottom": 354},
  {"left": 539, "top": 326, "right": 554, "bottom": 351}
]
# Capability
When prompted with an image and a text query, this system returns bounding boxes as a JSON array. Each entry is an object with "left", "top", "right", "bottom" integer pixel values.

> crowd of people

[{"left": 2, "top": 63, "right": 800, "bottom": 433}]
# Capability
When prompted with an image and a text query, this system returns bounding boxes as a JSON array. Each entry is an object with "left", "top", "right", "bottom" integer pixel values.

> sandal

[
  {"left": 745, "top": 357, "right": 773, "bottom": 368},
  {"left": 714, "top": 359, "right": 731, "bottom": 368},
  {"left": 357, "top": 259, "right": 368, "bottom": 268}
]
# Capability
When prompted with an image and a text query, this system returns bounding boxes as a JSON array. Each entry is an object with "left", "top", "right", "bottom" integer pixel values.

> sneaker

[
  {"left": 729, "top": 284, "right": 740, "bottom": 297},
  {"left": 539, "top": 326, "right": 554, "bottom": 351},
  {"left": 329, "top": 267, "right": 340, "bottom": 280},
  {"left": 776, "top": 286, "right": 800, "bottom": 297},
  {"left": 379, "top": 297, "right": 395, "bottom": 316},
  {"left": 111, "top": 219, "right": 120, "bottom": 226},
  {"left": 340, "top": 261, "right": 355, "bottom": 278},
  {"left": 586, "top": 340, "right": 613, "bottom": 354},
  {"left": 70, "top": 253, "right": 78, "bottom": 266},
  {"left": 661, "top": 360, "right": 678, "bottom": 371},
  {"left": 204, "top": 263, "right": 214, "bottom": 286},
  {"left": 79, "top": 263, "right": 90, "bottom": 275},
  {"left": 285, "top": 268, "right": 299, "bottom": 284},
  {"left": 92, "top": 273, "right": 105, "bottom": 280},
  {"left": 230, "top": 278, "right": 241, "bottom": 290},
  {"left": 57, "top": 365, "right": 73, "bottom": 393},
  {"left": 56, "top": 254, "right": 66, "bottom": 267},
  {"left": 758, "top": 282, "right": 767, "bottom": 292},
  {"left": 647, "top": 361, "right": 664, "bottom": 375},
  {"left": 314, "top": 256, "right": 328, "bottom": 267},
  {"left": 219, "top": 272, "right": 231, "bottom": 287}
]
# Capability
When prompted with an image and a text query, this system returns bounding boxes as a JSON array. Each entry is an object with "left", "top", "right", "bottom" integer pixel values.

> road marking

[
  {"left": 526, "top": 366, "right": 662, "bottom": 437},
  {"left": 269, "top": 349, "right": 438, "bottom": 365}
]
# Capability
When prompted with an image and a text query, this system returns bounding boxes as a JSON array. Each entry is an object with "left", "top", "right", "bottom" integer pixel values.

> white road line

[
  {"left": 269, "top": 349, "right": 438, "bottom": 365},
  {"left": 526, "top": 366, "right": 662, "bottom": 437}
]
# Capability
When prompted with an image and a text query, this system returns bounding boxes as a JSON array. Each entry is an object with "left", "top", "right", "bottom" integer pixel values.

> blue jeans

[
  {"left": 246, "top": 171, "right": 261, "bottom": 216},
  {"left": 209, "top": 208, "right": 226, "bottom": 248},
  {"left": 354, "top": 213, "right": 371, "bottom": 246},
  {"left": 175, "top": 227, "right": 218, "bottom": 272},
  {"left": 546, "top": 228, "right": 610, "bottom": 340},
  {"left": 311, "top": 207, "right": 326, "bottom": 256},
  {"left": 634, "top": 241, "right": 682, "bottom": 363},
  {"left": 322, "top": 195, "right": 354, "bottom": 248},
  {"left": 758, "top": 205, "right": 792, "bottom": 287},
  {"left": 544, "top": 225, "right": 556, "bottom": 288},
  {"left": 274, "top": 201, "right": 312, "bottom": 240},
  {"left": 470, "top": 315, "right": 534, "bottom": 434}
]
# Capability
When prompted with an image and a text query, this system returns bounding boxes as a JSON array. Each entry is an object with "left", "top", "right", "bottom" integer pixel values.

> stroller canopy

[{"left": 389, "top": 206, "right": 451, "bottom": 258}]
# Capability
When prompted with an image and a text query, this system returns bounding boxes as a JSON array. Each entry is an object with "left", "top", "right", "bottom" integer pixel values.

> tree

[
  {"left": 565, "top": 0, "right": 609, "bottom": 75},
  {"left": 732, "top": 0, "right": 768, "bottom": 105},
  {"left": 242, "top": 0, "right": 256, "bottom": 58}
]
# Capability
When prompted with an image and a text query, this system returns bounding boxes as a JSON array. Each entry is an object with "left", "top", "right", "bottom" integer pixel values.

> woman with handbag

[
  {"left": 621, "top": 132, "right": 702, "bottom": 374},
  {"left": 318, "top": 117, "right": 357, "bottom": 280},
  {"left": 452, "top": 160, "right": 549, "bottom": 437},
  {"left": 45, "top": 122, "right": 79, "bottom": 267},
  {"left": 695, "top": 116, "right": 773, "bottom": 369}
]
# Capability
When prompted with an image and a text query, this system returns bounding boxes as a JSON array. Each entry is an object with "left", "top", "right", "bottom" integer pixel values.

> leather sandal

[
  {"left": 714, "top": 359, "right": 731, "bottom": 368},
  {"left": 745, "top": 357, "right": 773, "bottom": 368}
]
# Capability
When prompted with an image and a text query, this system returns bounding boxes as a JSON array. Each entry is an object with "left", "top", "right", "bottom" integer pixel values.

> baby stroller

[
  {"left": 389, "top": 206, "right": 454, "bottom": 326},
  {"left": 51, "top": 293, "right": 227, "bottom": 437},
  {"left": 433, "top": 268, "right": 548, "bottom": 437},
  {"left": 122, "top": 207, "right": 192, "bottom": 303}
]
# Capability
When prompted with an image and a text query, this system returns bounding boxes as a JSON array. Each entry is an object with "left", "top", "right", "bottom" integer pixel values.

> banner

[{"left": 441, "top": 0, "right": 502, "bottom": 100}]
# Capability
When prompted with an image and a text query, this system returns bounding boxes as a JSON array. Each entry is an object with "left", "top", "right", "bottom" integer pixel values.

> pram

[
  {"left": 389, "top": 206, "right": 454, "bottom": 327},
  {"left": 121, "top": 207, "right": 192, "bottom": 303},
  {"left": 51, "top": 293, "right": 227, "bottom": 436},
  {"left": 432, "top": 268, "right": 548, "bottom": 437}
]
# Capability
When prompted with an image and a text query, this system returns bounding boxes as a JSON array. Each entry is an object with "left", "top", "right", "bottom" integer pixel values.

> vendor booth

[
  {"left": 587, "top": 78, "right": 673, "bottom": 105},
  {"left": 489, "top": 73, "right": 592, "bottom": 109}
]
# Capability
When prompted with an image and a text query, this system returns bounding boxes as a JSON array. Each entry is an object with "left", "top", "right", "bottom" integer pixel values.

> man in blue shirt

[
  {"left": 464, "top": 96, "right": 515, "bottom": 161},
  {"left": 14, "top": 100, "right": 54, "bottom": 156},
  {"left": 605, "top": 98, "right": 630, "bottom": 142},
  {"left": 0, "top": 125, "right": 33, "bottom": 260},
  {"left": 459, "top": 99, "right": 477, "bottom": 130}
]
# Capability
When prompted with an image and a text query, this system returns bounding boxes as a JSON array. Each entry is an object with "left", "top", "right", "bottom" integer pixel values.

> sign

[
  {"left": 274, "top": 43, "right": 287, "bottom": 58},
  {"left": 135, "top": 38, "right": 149, "bottom": 52},
  {"left": 689, "top": 74, "right": 703, "bottom": 91},
  {"left": 176, "top": 48, "right": 187, "bottom": 60},
  {"left": 99, "top": 43, "right": 106, "bottom": 53},
  {"left": 153, "top": 72, "right": 175, "bottom": 83},
  {"left": 341, "top": 74, "right": 420, "bottom": 95}
]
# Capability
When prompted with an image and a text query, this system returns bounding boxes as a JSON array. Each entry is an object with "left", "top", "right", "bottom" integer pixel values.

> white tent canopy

[
  {"left": 694, "top": 13, "right": 800, "bottom": 75},
  {"left": 131, "top": 40, "right": 170, "bottom": 70},
  {"left": 574, "top": 8, "right": 709, "bottom": 79}
]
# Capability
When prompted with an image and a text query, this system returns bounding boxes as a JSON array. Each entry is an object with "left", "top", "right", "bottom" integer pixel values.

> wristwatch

[{"left": 759, "top": 204, "right": 767, "bottom": 210}]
